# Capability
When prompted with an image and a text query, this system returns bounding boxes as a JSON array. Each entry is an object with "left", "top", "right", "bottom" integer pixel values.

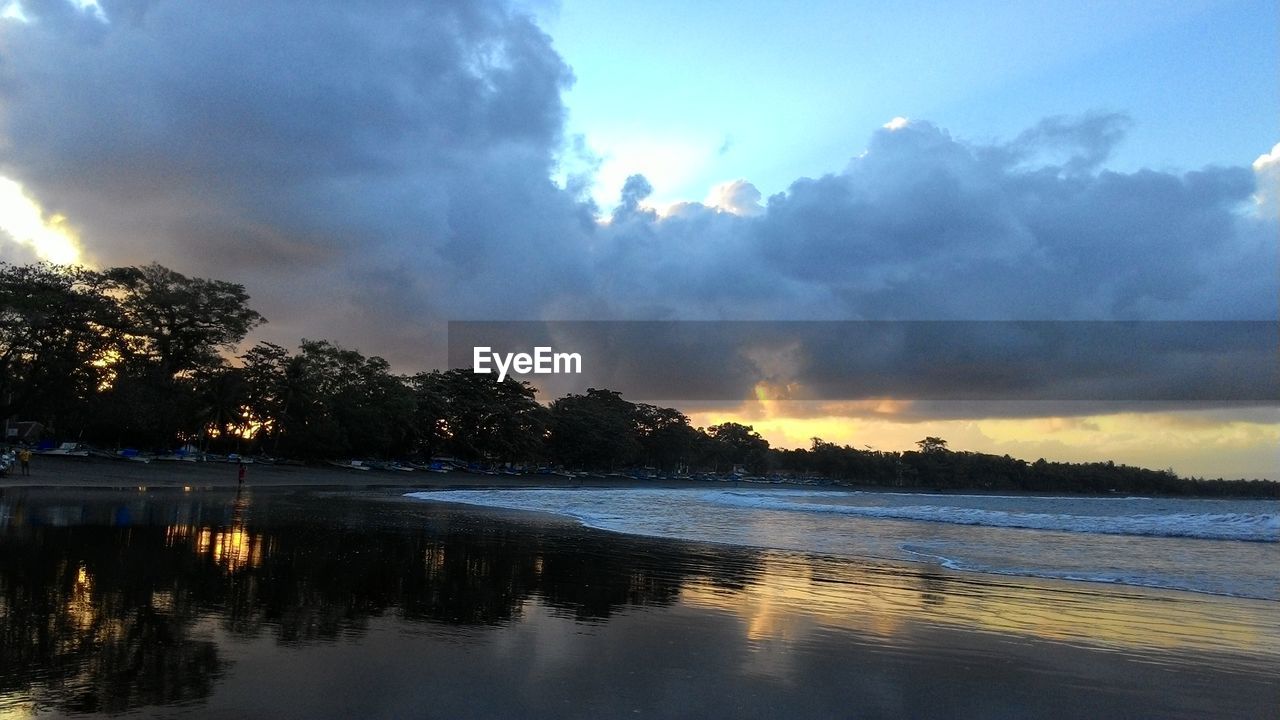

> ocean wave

[
  {"left": 845, "top": 490, "right": 1156, "bottom": 502},
  {"left": 897, "top": 544, "right": 1269, "bottom": 599},
  {"left": 706, "top": 492, "right": 1278, "bottom": 542}
]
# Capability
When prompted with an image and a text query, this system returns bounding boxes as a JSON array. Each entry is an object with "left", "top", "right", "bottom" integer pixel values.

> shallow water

[
  {"left": 1, "top": 486, "right": 1276, "bottom": 719},
  {"left": 407, "top": 486, "right": 1280, "bottom": 599}
]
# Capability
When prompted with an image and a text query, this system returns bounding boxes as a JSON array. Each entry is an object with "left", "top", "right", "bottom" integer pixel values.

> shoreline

[
  {"left": 0, "top": 454, "right": 619, "bottom": 490},
  {"left": 407, "top": 491, "right": 1279, "bottom": 604},
  {"left": 6, "top": 455, "right": 1273, "bottom": 499},
  {"left": 7, "top": 459, "right": 1277, "bottom": 604}
]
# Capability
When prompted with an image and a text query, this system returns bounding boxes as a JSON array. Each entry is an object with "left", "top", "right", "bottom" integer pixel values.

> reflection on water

[
  {"left": 166, "top": 491, "right": 270, "bottom": 573},
  {"left": 681, "top": 552, "right": 1280, "bottom": 668},
  {"left": 1, "top": 524, "right": 224, "bottom": 714},
  {"left": 0, "top": 487, "right": 743, "bottom": 715},
  {"left": 0, "top": 487, "right": 1276, "bottom": 719}
]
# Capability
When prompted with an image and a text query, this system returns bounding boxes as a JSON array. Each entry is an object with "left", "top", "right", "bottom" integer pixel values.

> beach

[
  {"left": 4, "top": 3, "right": 1275, "bottom": 720},
  {"left": 0, "top": 454, "right": 584, "bottom": 489},
  {"left": 1, "top": 459, "right": 1277, "bottom": 718}
]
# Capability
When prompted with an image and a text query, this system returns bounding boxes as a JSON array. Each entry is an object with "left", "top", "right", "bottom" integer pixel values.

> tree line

[{"left": 2, "top": 261, "right": 1274, "bottom": 496}]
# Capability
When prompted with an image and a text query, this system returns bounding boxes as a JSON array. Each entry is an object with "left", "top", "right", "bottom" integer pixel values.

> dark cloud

[
  {"left": 0, "top": 3, "right": 1274, "bottom": 413},
  {"left": 571, "top": 118, "right": 1275, "bottom": 408},
  {"left": 599, "top": 118, "right": 1274, "bottom": 323},
  {"left": 449, "top": 321, "right": 1278, "bottom": 410},
  {"left": 1, "top": 0, "right": 587, "bottom": 361},
  {"left": 1003, "top": 113, "right": 1133, "bottom": 173}
]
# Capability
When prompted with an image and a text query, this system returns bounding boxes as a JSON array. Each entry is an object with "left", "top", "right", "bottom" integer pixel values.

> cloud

[
  {"left": 704, "top": 180, "right": 763, "bottom": 217},
  {"left": 611, "top": 174, "right": 655, "bottom": 223},
  {"left": 0, "top": 177, "right": 83, "bottom": 264},
  {"left": 0, "top": 0, "right": 586, "bottom": 360},
  {"left": 1253, "top": 141, "right": 1280, "bottom": 217},
  {"left": 550, "top": 117, "right": 1276, "bottom": 411},
  {"left": 598, "top": 116, "right": 1274, "bottom": 323},
  {"left": 450, "top": 320, "right": 1277, "bottom": 414},
  {"left": 1003, "top": 112, "right": 1133, "bottom": 174},
  {"left": 0, "top": 2, "right": 1274, "bottom": 415}
]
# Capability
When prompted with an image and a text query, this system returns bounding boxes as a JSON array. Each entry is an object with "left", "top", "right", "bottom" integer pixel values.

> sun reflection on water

[
  {"left": 680, "top": 550, "right": 1280, "bottom": 666},
  {"left": 164, "top": 492, "right": 269, "bottom": 571}
]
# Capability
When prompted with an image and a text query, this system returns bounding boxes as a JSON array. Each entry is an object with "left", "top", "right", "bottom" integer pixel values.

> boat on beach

[
  {"left": 328, "top": 460, "right": 371, "bottom": 471},
  {"left": 86, "top": 448, "right": 152, "bottom": 463},
  {"left": 155, "top": 445, "right": 204, "bottom": 462},
  {"left": 366, "top": 460, "right": 414, "bottom": 472},
  {"left": 38, "top": 442, "right": 90, "bottom": 457}
]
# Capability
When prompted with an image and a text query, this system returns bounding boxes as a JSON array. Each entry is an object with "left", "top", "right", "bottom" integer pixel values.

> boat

[
  {"left": 154, "top": 445, "right": 203, "bottom": 462},
  {"left": 366, "top": 460, "right": 414, "bottom": 472},
  {"left": 117, "top": 448, "right": 151, "bottom": 463},
  {"left": 327, "top": 460, "right": 370, "bottom": 471},
  {"left": 39, "top": 442, "right": 90, "bottom": 457}
]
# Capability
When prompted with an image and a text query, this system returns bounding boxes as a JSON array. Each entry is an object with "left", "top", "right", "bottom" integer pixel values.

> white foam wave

[
  {"left": 897, "top": 544, "right": 1266, "bottom": 599},
  {"left": 708, "top": 492, "right": 1278, "bottom": 542},
  {"left": 843, "top": 490, "right": 1155, "bottom": 502}
]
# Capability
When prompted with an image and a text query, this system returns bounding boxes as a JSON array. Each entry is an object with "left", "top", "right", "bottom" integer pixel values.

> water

[
  {"left": 406, "top": 487, "right": 1280, "bottom": 600},
  {"left": 1, "top": 487, "right": 1277, "bottom": 718}
]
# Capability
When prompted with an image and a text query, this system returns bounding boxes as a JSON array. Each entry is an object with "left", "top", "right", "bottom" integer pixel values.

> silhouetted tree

[
  {"left": 418, "top": 368, "right": 545, "bottom": 462},
  {"left": 80, "top": 264, "right": 266, "bottom": 448},
  {"left": 0, "top": 259, "right": 1273, "bottom": 496},
  {"left": 103, "top": 263, "right": 264, "bottom": 378},
  {"left": 916, "top": 436, "right": 948, "bottom": 454},
  {"left": 704, "top": 422, "right": 770, "bottom": 473},
  {"left": 547, "top": 388, "right": 640, "bottom": 470},
  {"left": 0, "top": 262, "right": 118, "bottom": 434},
  {"left": 634, "top": 403, "right": 699, "bottom": 471}
]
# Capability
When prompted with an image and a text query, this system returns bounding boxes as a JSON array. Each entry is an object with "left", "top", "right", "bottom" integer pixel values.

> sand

[{"left": 1, "top": 453, "right": 628, "bottom": 489}]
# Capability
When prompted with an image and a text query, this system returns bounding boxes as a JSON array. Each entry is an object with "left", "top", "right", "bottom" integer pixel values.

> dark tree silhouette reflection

[
  {"left": 0, "top": 488, "right": 763, "bottom": 714},
  {"left": 0, "top": 524, "right": 224, "bottom": 713}
]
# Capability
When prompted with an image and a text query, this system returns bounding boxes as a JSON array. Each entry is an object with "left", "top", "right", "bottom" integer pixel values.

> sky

[
  {"left": 0, "top": 0, "right": 1276, "bottom": 477},
  {"left": 542, "top": 0, "right": 1279, "bottom": 210}
]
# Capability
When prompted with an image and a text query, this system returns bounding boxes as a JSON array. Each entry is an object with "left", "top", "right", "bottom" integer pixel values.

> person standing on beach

[
  {"left": 17, "top": 448, "right": 31, "bottom": 476},
  {"left": 238, "top": 461, "right": 246, "bottom": 484}
]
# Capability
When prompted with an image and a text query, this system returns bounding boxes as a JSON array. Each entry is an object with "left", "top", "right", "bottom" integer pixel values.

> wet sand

[
  {"left": 1, "top": 476, "right": 1277, "bottom": 718},
  {"left": 1, "top": 454, "right": 643, "bottom": 489}
]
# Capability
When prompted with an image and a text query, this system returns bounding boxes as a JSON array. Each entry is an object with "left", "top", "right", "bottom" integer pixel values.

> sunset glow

[{"left": 0, "top": 177, "right": 84, "bottom": 265}]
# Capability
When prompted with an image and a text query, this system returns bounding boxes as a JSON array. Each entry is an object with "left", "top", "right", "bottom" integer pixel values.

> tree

[
  {"left": 413, "top": 368, "right": 544, "bottom": 463},
  {"left": 406, "top": 371, "right": 449, "bottom": 458},
  {"left": 633, "top": 403, "right": 699, "bottom": 471},
  {"left": 103, "top": 263, "right": 264, "bottom": 379},
  {"left": 547, "top": 388, "right": 640, "bottom": 470},
  {"left": 192, "top": 365, "right": 250, "bottom": 451},
  {"left": 705, "top": 422, "right": 770, "bottom": 473},
  {"left": 0, "top": 262, "right": 119, "bottom": 435},
  {"left": 239, "top": 342, "right": 292, "bottom": 451},
  {"left": 916, "top": 436, "right": 949, "bottom": 454},
  {"left": 77, "top": 264, "right": 268, "bottom": 448},
  {"left": 266, "top": 340, "right": 414, "bottom": 458}
]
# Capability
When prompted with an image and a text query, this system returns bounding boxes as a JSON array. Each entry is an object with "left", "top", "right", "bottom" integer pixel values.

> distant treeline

[{"left": 2, "top": 261, "right": 1275, "bottom": 497}]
